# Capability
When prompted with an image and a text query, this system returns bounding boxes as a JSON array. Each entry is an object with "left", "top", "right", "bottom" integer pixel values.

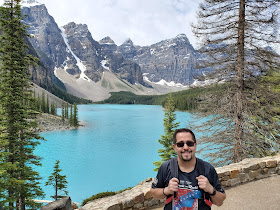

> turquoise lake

[{"left": 35, "top": 104, "right": 208, "bottom": 204}]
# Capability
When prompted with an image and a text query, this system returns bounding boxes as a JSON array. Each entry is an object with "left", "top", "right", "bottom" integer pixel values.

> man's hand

[
  {"left": 196, "top": 175, "right": 226, "bottom": 206},
  {"left": 196, "top": 175, "right": 214, "bottom": 194},
  {"left": 150, "top": 177, "right": 179, "bottom": 199},
  {"left": 164, "top": 177, "right": 179, "bottom": 195}
]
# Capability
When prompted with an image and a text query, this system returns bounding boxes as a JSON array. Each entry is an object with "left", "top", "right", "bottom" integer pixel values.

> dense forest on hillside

[
  {"left": 100, "top": 84, "right": 225, "bottom": 111},
  {"left": 51, "top": 84, "right": 92, "bottom": 104}
]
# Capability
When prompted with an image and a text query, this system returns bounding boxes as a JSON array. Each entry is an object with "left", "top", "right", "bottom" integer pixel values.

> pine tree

[
  {"left": 37, "top": 93, "right": 41, "bottom": 112},
  {"left": 153, "top": 93, "right": 180, "bottom": 171},
  {"left": 65, "top": 103, "right": 69, "bottom": 119},
  {"left": 73, "top": 103, "right": 78, "bottom": 127},
  {"left": 50, "top": 102, "right": 56, "bottom": 115},
  {"left": 192, "top": 0, "right": 280, "bottom": 165},
  {"left": 0, "top": 104, "right": 8, "bottom": 202},
  {"left": 41, "top": 91, "right": 46, "bottom": 113},
  {"left": 0, "top": 0, "right": 44, "bottom": 208},
  {"left": 55, "top": 103, "right": 57, "bottom": 115},
  {"left": 61, "top": 103, "right": 65, "bottom": 123},
  {"left": 69, "top": 104, "right": 73, "bottom": 126},
  {"left": 46, "top": 95, "right": 50, "bottom": 114},
  {"left": 45, "top": 160, "right": 68, "bottom": 201},
  {"left": 32, "top": 89, "right": 37, "bottom": 111}
]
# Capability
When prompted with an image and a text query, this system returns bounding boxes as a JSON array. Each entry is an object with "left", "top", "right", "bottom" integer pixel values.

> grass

[{"left": 82, "top": 187, "right": 133, "bottom": 206}]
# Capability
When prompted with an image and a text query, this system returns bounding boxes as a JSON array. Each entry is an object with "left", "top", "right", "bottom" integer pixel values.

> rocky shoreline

[{"left": 36, "top": 113, "right": 83, "bottom": 132}]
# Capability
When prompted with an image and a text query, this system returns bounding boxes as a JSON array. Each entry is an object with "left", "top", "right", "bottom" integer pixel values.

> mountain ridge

[{"left": 21, "top": 2, "right": 206, "bottom": 102}]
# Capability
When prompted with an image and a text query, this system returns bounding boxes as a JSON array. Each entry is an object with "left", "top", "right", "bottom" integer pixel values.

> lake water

[{"left": 35, "top": 104, "right": 207, "bottom": 204}]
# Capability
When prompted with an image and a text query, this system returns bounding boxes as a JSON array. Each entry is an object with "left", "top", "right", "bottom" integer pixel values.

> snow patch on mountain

[
  {"left": 143, "top": 73, "right": 188, "bottom": 88},
  {"left": 101, "top": 60, "right": 110, "bottom": 71},
  {"left": 54, "top": 67, "right": 58, "bottom": 77},
  {"left": 156, "top": 79, "right": 188, "bottom": 88},
  {"left": 190, "top": 78, "right": 218, "bottom": 87},
  {"left": 102, "top": 42, "right": 115, "bottom": 45},
  {"left": 60, "top": 27, "right": 91, "bottom": 82}
]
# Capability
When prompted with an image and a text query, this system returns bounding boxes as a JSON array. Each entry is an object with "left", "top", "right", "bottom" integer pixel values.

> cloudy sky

[{"left": 30, "top": 0, "right": 201, "bottom": 47}]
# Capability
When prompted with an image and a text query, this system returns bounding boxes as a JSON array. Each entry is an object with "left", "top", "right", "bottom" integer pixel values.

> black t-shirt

[{"left": 152, "top": 157, "right": 225, "bottom": 210}]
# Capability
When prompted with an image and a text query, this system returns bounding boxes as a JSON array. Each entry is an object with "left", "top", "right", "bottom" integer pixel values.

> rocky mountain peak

[
  {"left": 99, "top": 36, "right": 115, "bottom": 45},
  {"left": 61, "top": 21, "right": 103, "bottom": 81},
  {"left": 63, "top": 22, "right": 90, "bottom": 37},
  {"left": 22, "top": 3, "right": 71, "bottom": 71},
  {"left": 170, "top": 33, "right": 192, "bottom": 47},
  {"left": 118, "top": 38, "right": 136, "bottom": 59},
  {"left": 173, "top": 34, "right": 190, "bottom": 44},
  {"left": 174, "top": 33, "right": 188, "bottom": 40},
  {"left": 119, "top": 34, "right": 198, "bottom": 85},
  {"left": 21, "top": 0, "right": 42, "bottom": 7},
  {"left": 122, "top": 38, "right": 134, "bottom": 46}
]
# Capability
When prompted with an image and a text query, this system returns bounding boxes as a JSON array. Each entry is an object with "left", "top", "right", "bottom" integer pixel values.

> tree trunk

[
  {"left": 19, "top": 198, "right": 25, "bottom": 210},
  {"left": 55, "top": 175, "right": 58, "bottom": 201},
  {"left": 234, "top": 0, "right": 245, "bottom": 162}
]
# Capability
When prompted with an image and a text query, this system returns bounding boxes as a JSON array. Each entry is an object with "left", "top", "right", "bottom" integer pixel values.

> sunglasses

[{"left": 176, "top": 141, "right": 195, "bottom": 147}]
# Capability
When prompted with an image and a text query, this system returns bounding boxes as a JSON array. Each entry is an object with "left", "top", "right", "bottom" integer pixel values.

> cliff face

[
  {"left": 62, "top": 22, "right": 103, "bottom": 81},
  {"left": 118, "top": 34, "right": 198, "bottom": 85},
  {"left": 61, "top": 22, "right": 146, "bottom": 86},
  {"left": 22, "top": 5, "right": 146, "bottom": 88},
  {"left": 22, "top": 5, "right": 74, "bottom": 74}
]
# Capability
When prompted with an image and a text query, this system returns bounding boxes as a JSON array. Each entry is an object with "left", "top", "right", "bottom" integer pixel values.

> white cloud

[{"left": 0, "top": 0, "right": 202, "bottom": 47}]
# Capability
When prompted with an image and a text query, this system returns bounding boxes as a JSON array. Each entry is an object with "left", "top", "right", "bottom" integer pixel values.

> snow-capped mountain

[
  {"left": 118, "top": 34, "right": 198, "bottom": 85},
  {"left": 21, "top": 3, "right": 204, "bottom": 101}
]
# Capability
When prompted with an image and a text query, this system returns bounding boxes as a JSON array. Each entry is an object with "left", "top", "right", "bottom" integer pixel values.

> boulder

[{"left": 41, "top": 197, "right": 73, "bottom": 210}]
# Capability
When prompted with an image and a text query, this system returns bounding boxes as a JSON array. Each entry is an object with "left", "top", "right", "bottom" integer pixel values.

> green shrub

[
  {"left": 82, "top": 187, "right": 133, "bottom": 206},
  {"left": 82, "top": 191, "right": 116, "bottom": 206},
  {"left": 117, "top": 187, "right": 132, "bottom": 193}
]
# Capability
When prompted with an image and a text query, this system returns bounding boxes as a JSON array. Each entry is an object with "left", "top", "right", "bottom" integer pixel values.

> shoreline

[{"left": 36, "top": 113, "right": 85, "bottom": 133}]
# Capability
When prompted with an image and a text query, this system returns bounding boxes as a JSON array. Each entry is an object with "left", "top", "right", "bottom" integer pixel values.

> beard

[{"left": 178, "top": 151, "right": 193, "bottom": 162}]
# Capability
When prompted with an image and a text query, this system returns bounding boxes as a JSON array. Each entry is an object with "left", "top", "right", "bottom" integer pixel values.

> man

[{"left": 151, "top": 128, "right": 226, "bottom": 210}]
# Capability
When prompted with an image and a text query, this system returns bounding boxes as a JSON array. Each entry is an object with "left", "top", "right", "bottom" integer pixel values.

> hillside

[
  {"left": 29, "top": 84, "right": 81, "bottom": 132},
  {"left": 101, "top": 84, "right": 225, "bottom": 111},
  {"left": 31, "top": 83, "right": 66, "bottom": 108}
]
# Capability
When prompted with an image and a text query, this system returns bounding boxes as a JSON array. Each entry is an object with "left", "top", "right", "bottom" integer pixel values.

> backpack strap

[
  {"left": 165, "top": 157, "right": 178, "bottom": 204},
  {"left": 170, "top": 157, "right": 178, "bottom": 198},
  {"left": 196, "top": 158, "right": 205, "bottom": 176},
  {"left": 196, "top": 158, "right": 213, "bottom": 207}
]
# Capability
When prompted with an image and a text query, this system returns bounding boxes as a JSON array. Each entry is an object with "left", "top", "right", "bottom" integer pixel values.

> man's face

[{"left": 173, "top": 132, "right": 197, "bottom": 162}]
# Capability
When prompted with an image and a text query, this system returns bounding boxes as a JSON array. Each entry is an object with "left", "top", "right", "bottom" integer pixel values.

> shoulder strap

[
  {"left": 196, "top": 158, "right": 205, "bottom": 176},
  {"left": 196, "top": 158, "right": 213, "bottom": 207},
  {"left": 165, "top": 157, "right": 178, "bottom": 205},
  {"left": 196, "top": 158, "right": 211, "bottom": 177},
  {"left": 170, "top": 157, "right": 178, "bottom": 198},
  {"left": 170, "top": 157, "right": 178, "bottom": 179}
]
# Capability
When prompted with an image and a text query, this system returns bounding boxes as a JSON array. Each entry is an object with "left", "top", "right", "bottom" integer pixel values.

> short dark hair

[{"left": 173, "top": 128, "right": 196, "bottom": 144}]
